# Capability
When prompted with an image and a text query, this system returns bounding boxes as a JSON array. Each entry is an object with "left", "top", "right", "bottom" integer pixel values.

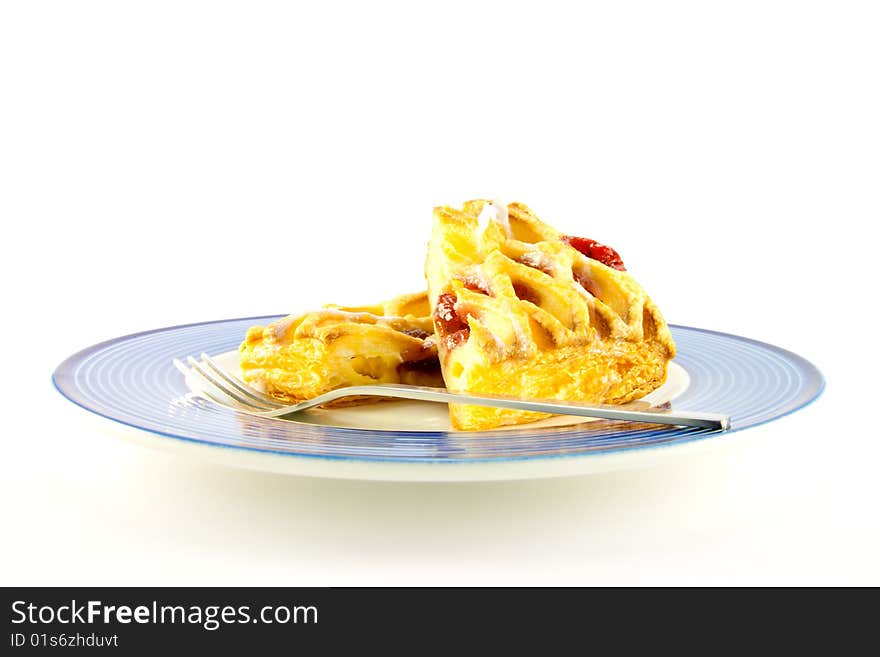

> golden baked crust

[
  {"left": 239, "top": 291, "right": 442, "bottom": 405},
  {"left": 425, "top": 200, "right": 676, "bottom": 431}
]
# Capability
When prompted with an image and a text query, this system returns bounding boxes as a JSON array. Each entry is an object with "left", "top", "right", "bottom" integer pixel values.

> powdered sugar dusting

[
  {"left": 477, "top": 201, "right": 511, "bottom": 238},
  {"left": 518, "top": 251, "right": 554, "bottom": 276}
]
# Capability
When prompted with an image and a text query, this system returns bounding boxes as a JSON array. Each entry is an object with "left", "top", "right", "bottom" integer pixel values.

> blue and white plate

[{"left": 53, "top": 317, "right": 824, "bottom": 481}]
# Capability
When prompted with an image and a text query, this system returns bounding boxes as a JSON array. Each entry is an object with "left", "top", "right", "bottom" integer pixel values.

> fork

[{"left": 174, "top": 353, "right": 730, "bottom": 430}]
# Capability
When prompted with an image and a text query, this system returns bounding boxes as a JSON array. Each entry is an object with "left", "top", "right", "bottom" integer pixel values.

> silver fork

[{"left": 174, "top": 353, "right": 730, "bottom": 430}]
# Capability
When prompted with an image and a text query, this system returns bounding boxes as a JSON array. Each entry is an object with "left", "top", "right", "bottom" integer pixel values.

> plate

[{"left": 53, "top": 317, "right": 824, "bottom": 481}]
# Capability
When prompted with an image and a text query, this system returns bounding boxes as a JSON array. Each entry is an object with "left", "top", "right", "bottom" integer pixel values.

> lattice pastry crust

[
  {"left": 425, "top": 200, "right": 676, "bottom": 431},
  {"left": 239, "top": 292, "right": 442, "bottom": 405}
]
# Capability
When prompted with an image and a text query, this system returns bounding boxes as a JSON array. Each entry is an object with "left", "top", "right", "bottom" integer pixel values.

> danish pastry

[
  {"left": 239, "top": 291, "right": 442, "bottom": 405},
  {"left": 425, "top": 200, "right": 676, "bottom": 431}
]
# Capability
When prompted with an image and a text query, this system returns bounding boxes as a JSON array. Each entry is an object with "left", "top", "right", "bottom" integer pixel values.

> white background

[{"left": 1, "top": 1, "right": 878, "bottom": 585}]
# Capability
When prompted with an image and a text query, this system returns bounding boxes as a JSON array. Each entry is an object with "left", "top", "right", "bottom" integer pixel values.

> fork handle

[{"left": 261, "top": 384, "right": 730, "bottom": 431}]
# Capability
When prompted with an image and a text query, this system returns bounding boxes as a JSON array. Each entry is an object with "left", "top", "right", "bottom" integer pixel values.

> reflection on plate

[
  {"left": 53, "top": 317, "right": 824, "bottom": 481},
  {"left": 183, "top": 350, "right": 690, "bottom": 433}
]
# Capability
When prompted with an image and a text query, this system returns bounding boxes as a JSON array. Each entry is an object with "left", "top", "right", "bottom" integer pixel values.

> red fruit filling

[
  {"left": 434, "top": 292, "right": 470, "bottom": 350},
  {"left": 512, "top": 281, "right": 540, "bottom": 305},
  {"left": 399, "top": 327, "right": 431, "bottom": 340},
  {"left": 460, "top": 276, "right": 490, "bottom": 295},
  {"left": 563, "top": 235, "right": 626, "bottom": 271},
  {"left": 573, "top": 268, "right": 600, "bottom": 297},
  {"left": 397, "top": 354, "right": 442, "bottom": 374}
]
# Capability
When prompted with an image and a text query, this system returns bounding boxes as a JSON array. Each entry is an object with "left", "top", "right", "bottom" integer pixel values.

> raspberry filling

[
  {"left": 399, "top": 327, "right": 432, "bottom": 340},
  {"left": 397, "top": 330, "right": 441, "bottom": 374},
  {"left": 398, "top": 353, "right": 441, "bottom": 374},
  {"left": 434, "top": 292, "right": 470, "bottom": 350},
  {"left": 512, "top": 281, "right": 541, "bottom": 305},
  {"left": 563, "top": 235, "right": 626, "bottom": 271},
  {"left": 461, "top": 276, "right": 491, "bottom": 295},
  {"left": 573, "top": 268, "right": 600, "bottom": 297}
]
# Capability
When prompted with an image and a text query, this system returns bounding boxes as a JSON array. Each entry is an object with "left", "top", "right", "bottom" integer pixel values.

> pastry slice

[
  {"left": 425, "top": 200, "right": 676, "bottom": 431},
  {"left": 239, "top": 291, "right": 442, "bottom": 405}
]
